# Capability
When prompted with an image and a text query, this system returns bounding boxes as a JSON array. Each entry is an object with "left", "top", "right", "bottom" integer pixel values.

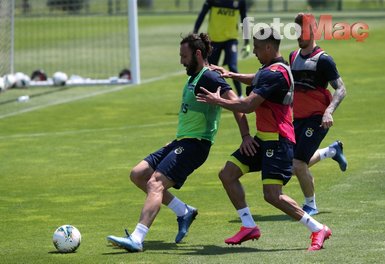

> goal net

[
  {"left": 0, "top": 0, "right": 13, "bottom": 77},
  {"left": 6, "top": 0, "right": 136, "bottom": 86}
]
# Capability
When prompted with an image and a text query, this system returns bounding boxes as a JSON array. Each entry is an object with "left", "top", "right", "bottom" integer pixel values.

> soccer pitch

[{"left": 0, "top": 13, "right": 384, "bottom": 264}]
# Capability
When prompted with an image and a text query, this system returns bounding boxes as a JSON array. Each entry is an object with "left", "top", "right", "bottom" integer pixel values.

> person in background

[{"left": 194, "top": 0, "right": 250, "bottom": 97}]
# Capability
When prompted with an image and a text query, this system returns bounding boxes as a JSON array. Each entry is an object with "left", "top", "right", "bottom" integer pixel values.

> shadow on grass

[
  {"left": 102, "top": 240, "right": 303, "bottom": 256},
  {"left": 172, "top": 244, "right": 304, "bottom": 255},
  {"left": 48, "top": 250, "right": 78, "bottom": 254}
]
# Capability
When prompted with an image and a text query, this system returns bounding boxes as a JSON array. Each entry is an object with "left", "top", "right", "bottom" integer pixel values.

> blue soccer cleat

[
  {"left": 303, "top": 204, "right": 319, "bottom": 216},
  {"left": 175, "top": 205, "right": 198, "bottom": 243},
  {"left": 329, "top": 140, "right": 347, "bottom": 172},
  {"left": 107, "top": 229, "right": 143, "bottom": 252}
]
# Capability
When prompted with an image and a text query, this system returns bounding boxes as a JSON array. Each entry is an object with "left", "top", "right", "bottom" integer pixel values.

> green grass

[{"left": 1, "top": 13, "right": 385, "bottom": 264}]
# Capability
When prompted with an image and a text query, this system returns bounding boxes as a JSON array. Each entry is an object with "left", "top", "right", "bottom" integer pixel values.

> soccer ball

[
  {"left": 3, "top": 74, "right": 16, "bottom": 90},
  {"left": 14, "top": 72, "right": 31, "bottom": 88},
  {"left": 52, "top": 225, "right": 81, "bottom": 253},
  {"left": 52, "top": 71, "right": 68, "bottom": 86},
  {"left": 0, "top": 77, "right": 5, "bottom": 92}
]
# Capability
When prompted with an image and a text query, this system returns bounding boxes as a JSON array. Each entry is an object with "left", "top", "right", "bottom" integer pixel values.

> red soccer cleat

[
  {"left": 308, "top": 225, "right": 332, "bottom": 251},
  {"left": 225, "top": 226, "right": 261, "bottom": 245}
]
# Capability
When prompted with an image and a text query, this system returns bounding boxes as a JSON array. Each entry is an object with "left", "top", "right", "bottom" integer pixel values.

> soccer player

[
  {"left": 290, "top": 13, "right": 348, "bottom": 216},
  {"left": 193, "top": 0, "right": 250, "bottom": 97},
  {"left": 106, "top": 33, "right": 253, "bottom": 252},
  {"left": 197, "top": 27, "right": 331, "bottom": 251}
]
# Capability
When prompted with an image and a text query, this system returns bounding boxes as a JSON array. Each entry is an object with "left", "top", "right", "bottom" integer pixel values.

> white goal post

[{"left": 1, "top": 0, "right": 140, "bottom": 87}]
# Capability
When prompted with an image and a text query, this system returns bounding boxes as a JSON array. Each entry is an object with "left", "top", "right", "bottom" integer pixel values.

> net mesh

[{"left": 0, "top": 0, "right": 13, "bottom": 76}]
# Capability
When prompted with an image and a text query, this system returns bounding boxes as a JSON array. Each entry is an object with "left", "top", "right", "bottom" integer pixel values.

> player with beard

[
  {"left": 107, "top": 33, "right": 254, "bottom": 252},
  {"left": 290, "top": 13, "right": 347, "bottom": 216}
]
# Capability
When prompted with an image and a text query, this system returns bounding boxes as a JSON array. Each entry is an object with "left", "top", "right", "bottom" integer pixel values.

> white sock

[
  {"left": 131, "top": 223, "right": 149, "bottom": 244},
  {"left": 167, "top": 197, "right": 188, "bottom": 217},
  {"left": 299, "top": 213, "right": 323, "bottom": 232},
  {"left": 305, "top": 195, "right": 317, "bottom": 209},
  {"left": 237, "top": 207, "right": 256, "bottom": 228},
  {"left": 318, "top": 146, "right": 336, "bottom": 160}
]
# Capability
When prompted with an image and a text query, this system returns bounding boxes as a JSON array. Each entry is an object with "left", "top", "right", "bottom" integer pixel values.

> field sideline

[{"left": 0, "top": 13, "right": 385, "bottom": 264}]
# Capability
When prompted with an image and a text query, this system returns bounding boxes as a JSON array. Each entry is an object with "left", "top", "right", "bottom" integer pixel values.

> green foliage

[{"left": 0, "top": 13, "right": 384, "bottom": 264}]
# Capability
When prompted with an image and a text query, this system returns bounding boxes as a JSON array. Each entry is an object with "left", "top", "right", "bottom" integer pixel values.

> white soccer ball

[
  {"left": 0, "top": 77, "right": 4, "bottom": 92},
  {"left": 52, "top": 225, "right": 81, "bottom": 253},
  {"left": 14, "top": 72, "right": 31, "bottom": 88},
  {"left": 3, "top": 74, "right": 16, "bottom": 90},
  {"left": 52, "top": 72, "right": 68, "bottom": 86}
]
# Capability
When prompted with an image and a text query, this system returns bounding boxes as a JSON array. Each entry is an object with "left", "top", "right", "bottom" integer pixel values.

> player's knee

[
  {"left": 218, "top": 162, "right": 241, "bottom": 184},
  {"left": 129, "top": 167, "right": 141, "bottom": 184},
  {"left": 218, "top": 167, "right": 228, "bottom": 183},
  {"left": 293, "top": 159, "right": 307, "bottom": 176},
  {"left": 263, "top": 190, "right": 280, "bottom": 205}
]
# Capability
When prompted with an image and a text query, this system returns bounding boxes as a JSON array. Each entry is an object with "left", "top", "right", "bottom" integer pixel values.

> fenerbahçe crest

[
  {"left": 174, "top": 147, "right": 184, "bottom": 154},
  {"left": 305, "top": 128, "right": 314, "bottom": 137},
  {"left": 266, "top": 149, "right": 274, "bottom": 158}
]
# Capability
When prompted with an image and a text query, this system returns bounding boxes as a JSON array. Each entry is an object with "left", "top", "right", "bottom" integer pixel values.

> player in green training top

[
  {"left": 107, "top": 33, "right": 254, "bottom": 252},
  {"left": 194, "top": 0, "right": 250, "bottom": 97}
]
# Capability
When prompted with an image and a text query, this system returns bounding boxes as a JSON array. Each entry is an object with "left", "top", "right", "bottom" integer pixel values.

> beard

[{"left": 185, "top": 55, "right": 199, "bottom": 76}]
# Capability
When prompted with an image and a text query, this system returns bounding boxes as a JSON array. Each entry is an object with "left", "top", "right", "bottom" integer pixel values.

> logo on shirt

[
  {"left": 188, "top": 83, "right": 195, "bottom": 91},
  {"left": 266, "top": 149, "right": 274, "bottom": 158},
  {"left": 305, "top": 128, "right": 314, "bottom": 137},
  {"left": 174, "top": 147, "right": 184, "bottom": 155}
]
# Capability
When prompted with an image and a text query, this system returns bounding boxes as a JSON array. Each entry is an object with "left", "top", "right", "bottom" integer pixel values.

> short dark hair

[
  {"left": 180, "top": 33, "right": 213, "bottom": 59},
  {"left": 253, "top": 27, "right": 281, "bottom": 49},
  {"left": 295, "top": 12, "right": 306, "bottom": 26}
]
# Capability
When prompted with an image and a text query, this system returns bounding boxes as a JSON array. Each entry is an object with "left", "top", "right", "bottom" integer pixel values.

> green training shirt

[{"left": 176, "top": 67, "right": 223, "bottom": 144}]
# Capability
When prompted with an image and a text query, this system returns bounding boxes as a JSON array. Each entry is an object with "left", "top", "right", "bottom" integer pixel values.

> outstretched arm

[
  {"left": 321, "top": 77, "right": 347, "bottom": 129},
  {"left": 209, "top": 65, "right": 255, "bottom": 85},
  {"left": 222, "top": 89, "right": 258, "bottom": 156},
  {"left": 197, "top": 87, "right": 264, "bottom": 113}
]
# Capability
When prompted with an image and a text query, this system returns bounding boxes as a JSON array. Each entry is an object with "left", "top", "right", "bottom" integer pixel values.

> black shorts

[
  {"left": 294, "top": 115, "right": 329, "bottom": 164},
  {"left": 230, "top": 136, "right": 294, "bottom": 185},
  {"left": 144, "top": 138, "right": 211, "bottom": 189}
]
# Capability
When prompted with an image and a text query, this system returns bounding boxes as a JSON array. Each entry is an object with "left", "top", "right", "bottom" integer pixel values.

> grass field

[{"left": 1, "top": 12, "right": 385, "bottom": 264}]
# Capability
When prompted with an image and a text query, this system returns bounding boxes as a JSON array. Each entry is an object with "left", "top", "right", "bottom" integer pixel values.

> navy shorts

[
  {"left": 230, "top": 136, "right": 294, "bottom": 185},
  {"left": 294, "top": 115, "right": 329, "bottom": 164},
  {"left": 144, "top": 138, "right": 211, "bottom": 189}
]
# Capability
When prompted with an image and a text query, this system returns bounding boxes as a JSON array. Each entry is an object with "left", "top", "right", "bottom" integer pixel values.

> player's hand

[
  {"left": 209, "top": 64, "right": 232, "bottom": 78},
  {"left": 241, "top": 44, "right": 251, "bottom": 58},
  {"left": 196, "top": 86, "right": 221, "bottom": 104},
  {"left": 239, "top": 134, "right": 259, "bottom": 156},
  {"left": 321, "top": 111, "right": 334, "bottom": 129}
]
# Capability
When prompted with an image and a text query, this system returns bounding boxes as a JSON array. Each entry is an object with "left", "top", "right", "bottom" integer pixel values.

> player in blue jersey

[
  {"left": 106, "top": 33, "right": 254, "bottom": 252},
  {"left": 194, "top": 0, "right": 250, "bottom": 97}
]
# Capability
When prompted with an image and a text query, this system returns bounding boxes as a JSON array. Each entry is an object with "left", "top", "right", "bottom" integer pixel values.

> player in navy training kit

[
  {"left": 197, "top": 27, "right": 332, "bottom": 251},
  {"left": 290, "top": 13, "right": 348, "bottom": 216}
]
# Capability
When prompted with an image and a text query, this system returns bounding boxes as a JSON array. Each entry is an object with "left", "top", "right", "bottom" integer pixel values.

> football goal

[{"left": 1, "top": 0, "right": 140, "bottom": 87}]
